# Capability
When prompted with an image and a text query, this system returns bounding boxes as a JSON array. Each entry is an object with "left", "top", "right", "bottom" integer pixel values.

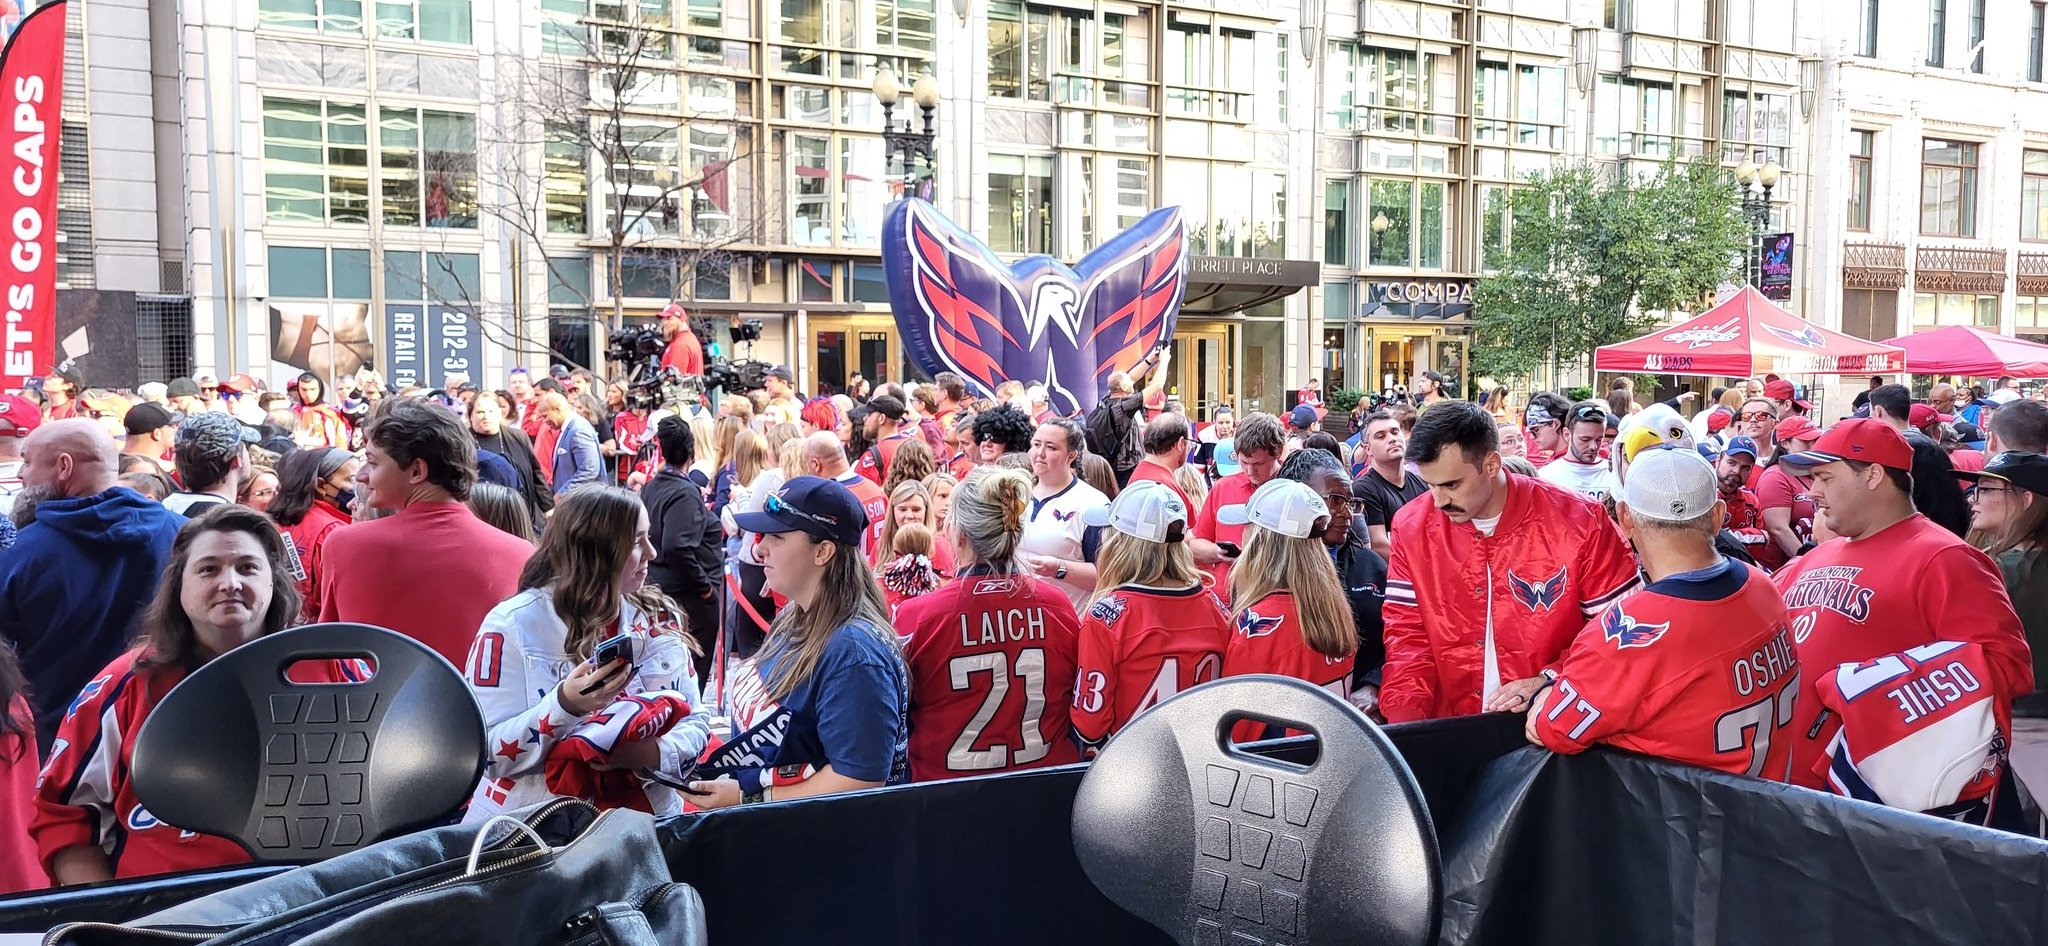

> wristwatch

[{"left": 1054, "top": 564, "right": 1069, "bottom": 581}]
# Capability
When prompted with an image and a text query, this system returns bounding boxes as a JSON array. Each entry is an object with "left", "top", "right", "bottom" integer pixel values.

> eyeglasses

[
  {"left": 1970, "top": 484, "right": 2015, "bottom": 500},
  {"left": 200, "top": 386, "right": 218, "bottom": 393},
  {"left": 1570, "top": 405, "right": 1606, "bottom": 423},
  {"left": 1739, "top": 411, "right": 1778, "bottom": 422},
  {"left": 1325, "top": 494, "right": 1368, "bottom": 513},
  {"left": 764, "top": 493, "right": 840, "bottom": 530}
]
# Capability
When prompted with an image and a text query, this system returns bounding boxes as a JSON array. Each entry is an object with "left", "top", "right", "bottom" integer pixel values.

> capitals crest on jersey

[
  {"left": 1507, "top": 567, "right": 1568, "bottom": 612},
  {"left": 1237, "top": 608, "right": 1284, "bottom": 640},
  {"left": 1089, "top": 594, "right": 1128, "bottom": 625},
  {"left": 66, "top": 675, "right": 110, "bottom": 719},
  {"left": 1600, "top": 605, "right": 1671, "bottom": 650},
  {"left": 1762, "top": 322, "right": 1826, "bottom": 349}
]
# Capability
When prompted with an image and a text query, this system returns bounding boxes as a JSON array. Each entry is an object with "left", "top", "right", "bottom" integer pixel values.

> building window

[
  {"left": 1848, "top": 130, "right": 1873, "bottom": 232},
  {"left": 378, "top": 107, "right": 477, "bottom": 228},
  {"left": 1912, "top": 292, "right": 1997, "bottom": 330},
  {"left": 1163, "top": 14, "right": 1254, "bottom": 119},
  {"left": 1366, "top": 178, "right": 1450, "bottom": 271},
  {"left": 1629, "top": 0, "right": 1708, "bottom": 39},
  {"left": 1324, "top": 179, "right": 1352, "bottom": 266},
  {"left": 1928, "top": 0, "right": 1946, "bottom": 66},
  {"left": 1721, "top": 90, "right": 1792, "bottom": 165},
  {"left": 2019, "top": 296, "right": 2048, "bottom": 341},
  {"left": 1858, "top": 0, "right": 1881, "bottom": 56},
  {"left": 258, "top": 0, "right": 366, "bottom": 34},
  {"left": 988, "top": 2, "right": 1151, "bottom": 108},
  {"left": 1475, "top": 61, "right": 1567, "bottom": 150},
  {"left": 1595, "top": 75, "right": 1685, "bottom": 159},
  {"left": 1967, "top": 0, "right": 1985, "bottom": 71},
  {"left": 263, "top": 98, "right": 369, "bottom": 226},
  {"left": 1349, "top": 46, "right": 1458, "bottom": 139},
  {"left": 544, "top": 121, "right": 588, "bottom": 235},
  {"left": 1324, "top": 40, "right": 1357, "bottom": 130},
  {"left": 2024, "top": 149, "right": 2048, "bottom": 241},
  {"left": 384, "top": 0, "right": 473, "bottom": 43},
  {"left": 988, "top": 153, "right": 1053, "bottom": 254},
  {"left": 1920, "top": 138, "right": 1978, "bottom": 238},
  {"left": 2031, "top": 3, "right": 2045, "bottom": 82},
  {"left": 1479, "top": 184, "right": 1512, "bottom": 270}
]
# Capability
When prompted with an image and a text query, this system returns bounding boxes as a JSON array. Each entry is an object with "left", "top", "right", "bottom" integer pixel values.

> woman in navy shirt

[{"left": 687, "top": 476, "right": 909, "bottom": 807}]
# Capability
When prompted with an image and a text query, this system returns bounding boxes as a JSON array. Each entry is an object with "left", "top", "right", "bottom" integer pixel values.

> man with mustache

[
  {"left": 0, "top": 418, "right": 185, "bottom": 751},
  {"left": 1380, "top": 402, "right": 1640, "bottom": 723}
]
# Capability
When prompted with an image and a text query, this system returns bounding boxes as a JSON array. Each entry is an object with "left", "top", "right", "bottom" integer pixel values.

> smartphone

[
  {"left": 1217, "top": 541, "right": 1242, "bottom": 559},
  {"left": 590, "top": 633, "right": 635, "bottom": 670}
]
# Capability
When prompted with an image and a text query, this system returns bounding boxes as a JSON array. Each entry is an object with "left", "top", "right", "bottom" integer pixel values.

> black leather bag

[{"left": 44, "top": 799, "right": 705, "bottom": 946}]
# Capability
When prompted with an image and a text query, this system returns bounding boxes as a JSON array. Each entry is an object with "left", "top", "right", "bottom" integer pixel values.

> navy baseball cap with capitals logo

[
  {"left": 1780, "top": 418, "right": 1912, "bottom": 471},
  {"left": 732, "top": 475, "right": 868, "bottom": 548}
]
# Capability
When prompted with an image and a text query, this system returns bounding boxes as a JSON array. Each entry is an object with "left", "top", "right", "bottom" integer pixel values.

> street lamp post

[
  {"left": 1734, "top": 153, "right": 1781, "bottom": 288},
  {"left": 873, "top": 69, "right": 939, "bottom": 199}
]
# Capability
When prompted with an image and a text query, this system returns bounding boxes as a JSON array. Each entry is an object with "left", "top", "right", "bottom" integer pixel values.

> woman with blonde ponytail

[
  {"left": 1220, "top": 478, "right": 1358, "bottom": 737},
  {"left": 895, "top": 466, "right": 1081, "bottom": 782}
]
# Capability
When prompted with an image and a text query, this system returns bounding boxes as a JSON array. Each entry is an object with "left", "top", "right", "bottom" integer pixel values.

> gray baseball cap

[{"left": 177, "top": 411, "right": 259, "bottom": 461}]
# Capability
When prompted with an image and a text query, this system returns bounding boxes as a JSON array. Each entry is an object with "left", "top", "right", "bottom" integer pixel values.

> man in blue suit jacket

[{"left": 542, "top": 392, "right": 603, "bottom": 495}]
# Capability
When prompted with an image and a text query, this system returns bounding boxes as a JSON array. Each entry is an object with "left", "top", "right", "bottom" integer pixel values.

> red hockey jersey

[
  {"left": 31, "top": 651, "right": 250, "bottom": 880},
  {"left": 853, "top": 433, "right": 912, "bottom": 486},
  {"left": 1221, "top": 591, "right": 1353, "bottom": 743},
  {"left": 897, "top": 571, "right": 1081, "bottom": 782},
  {"left": 1073, "top": 583, "right": 1234, "bottom": 747},
  {"left": 1772, "top": 515, "right": 2032, "bottom": 790},
  {"left": 1813, "top": 640, "right": 2008, "bottom": 816},
  {"left": 1720, "top": 486, "right": 1784, "bottom": 572},
  {"left": 1533, "top": 559, "right": 1801, "bottom": 781}
]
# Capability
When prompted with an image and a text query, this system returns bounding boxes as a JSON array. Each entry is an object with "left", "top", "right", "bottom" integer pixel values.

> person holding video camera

[{"left": 463, "top": 486, "right": 711, "bottom": 820}]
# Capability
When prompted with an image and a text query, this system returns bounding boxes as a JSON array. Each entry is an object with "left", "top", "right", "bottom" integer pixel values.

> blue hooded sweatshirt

[{"left": 0, "top": 486, "right": 184, "bottom": 751}]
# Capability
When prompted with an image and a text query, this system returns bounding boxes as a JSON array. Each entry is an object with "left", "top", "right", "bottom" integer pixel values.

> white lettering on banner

[
  {"left": 1191, "top": 257, "right": 1293, "bottom": 278},
  {"left": 1662, "top": 317, "right": 1742, "bottom": 350},
  {"left": 3, "top": 65, "right": 49, "bottom": 380},
  {"left": 1373, "top": 280, "right": 1475, "bottom": 305},
  {"left": 389, "top": 309, "right": 420, "bottom": 387}
]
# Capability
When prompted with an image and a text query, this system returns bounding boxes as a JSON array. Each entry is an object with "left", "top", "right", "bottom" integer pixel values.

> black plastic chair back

[
  {"left": 1072, "top": 675, "right": 1441, "bottom": 946},
  {"left": 132, "top": 623, "right": 485, "bottom": 863}
]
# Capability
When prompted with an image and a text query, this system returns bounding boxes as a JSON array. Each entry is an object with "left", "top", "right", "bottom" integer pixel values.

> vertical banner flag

[{"left": 0, "top": 0, "right": 62, "bottom": 392}]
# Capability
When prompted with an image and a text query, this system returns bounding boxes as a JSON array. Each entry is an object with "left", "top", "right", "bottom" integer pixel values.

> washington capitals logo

[
  {"left": 1601, "top": 606, "right": 1670, "bottom": 650},
  {"left": 1053, "top": 509, "right": 1077, "bottom": 522},
  {"left": 883, "top": 198, "right": 1188, "bottom": 415},
  {"left": 1089, "top": 595, "right": 1128, "bottom": 625},
  {"left": 1237, "top": 608, "right": 1284, "bottom": 640},
  {"left": 1663, "top": 317, "right": 1742, "bottom": 350},
  {"left": 66, "top": 675, "right": 109, "bottom": 719},
  {"left": 1506, "top": 567, "right": 1567, "bottom": 612},
  {"left": 1763, "top": 323, "right": 1826, "bottom": 349}
]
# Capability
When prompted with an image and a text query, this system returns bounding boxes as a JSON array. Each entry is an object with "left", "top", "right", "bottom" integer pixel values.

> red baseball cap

[
  {"left": 1907, "top": 403, "right": 1953, "bottom": 428},
  {"left": 1781, "top": 418, "right": 1912, "bottom": 471},
  {"left": 1774, "top": 415, "right": 1822, "bottom": 444},
  {"left": 1705, "top": 407, "right": 1734, "bottom": 433},
  {"left": 0, "top": 393, "right": 39, "bottom": 436},
  {"left": 659, "top": 303, "right": 689, "bottom": 322},
  {"left": 1763, "top": 378, "right": 1811, "bottom": 411}
]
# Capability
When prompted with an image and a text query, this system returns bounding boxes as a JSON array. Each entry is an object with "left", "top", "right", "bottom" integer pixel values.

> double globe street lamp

[
  {"left": 873, "top": 68, "right": 940, "bottom": 199},
  {"left": 1734, "top": 154, "right": 1782, "bottom": 289}
]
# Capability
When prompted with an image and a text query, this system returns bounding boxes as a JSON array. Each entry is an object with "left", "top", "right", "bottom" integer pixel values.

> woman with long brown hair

[
  {"left": 686, "top": 476, "right": 909, "bottom": 807},
  {"left": 1962, "top": 454, "right": 2048, "bottom": 795},
  {"left": 465, "top": 486, "right": 709, "bottom": 820},
  {"left": 268, "top": 447, "right": 361, "bottom": 621},
  {"left": 32, "top": 507, "right": 312, "bottom": 885}
]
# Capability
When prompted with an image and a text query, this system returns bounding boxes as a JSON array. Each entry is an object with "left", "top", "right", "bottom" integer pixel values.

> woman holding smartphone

[
  {"left": 464, "top": 486, "right": 710, "bottom": 820},
  {"left": 687, "top": 476, "right": 910, "bottom": 807}
]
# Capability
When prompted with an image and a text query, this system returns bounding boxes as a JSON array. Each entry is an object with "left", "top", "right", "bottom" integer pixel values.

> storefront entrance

[
  {"left": 811, "top": 316, "right": 897, "bottom": 395},
  {"left": 1170, "top": 321, "right": 1236, "bottom": 421}
]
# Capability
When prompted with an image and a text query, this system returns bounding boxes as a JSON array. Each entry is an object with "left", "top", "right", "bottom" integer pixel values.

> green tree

[{"left": 1472, "top": 159, "right": 1747, "bottom": 383}]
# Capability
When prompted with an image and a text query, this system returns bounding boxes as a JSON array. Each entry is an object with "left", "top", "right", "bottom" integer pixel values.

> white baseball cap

[
  {"left": 1082, "top": 480, "right": 1188, "bottom": 543},
  {"left": 1621, "top": 446, "right": 1720, "bottom": 522},
  {"left": 1218, "top": 478, "right": 1330, "bottom": 539}
]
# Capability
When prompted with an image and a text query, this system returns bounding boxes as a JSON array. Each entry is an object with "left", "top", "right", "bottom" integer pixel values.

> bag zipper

[
  {"left": 42, "top": 922, "right": 212, "bottom": 945},
  {"left": 560, "top": 882, "right": 683, "bottom": 939}
]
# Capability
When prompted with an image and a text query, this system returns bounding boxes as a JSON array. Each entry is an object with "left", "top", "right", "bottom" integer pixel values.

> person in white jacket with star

[{"left": 463, "top": 486, "right": 711, "bottom": 820}]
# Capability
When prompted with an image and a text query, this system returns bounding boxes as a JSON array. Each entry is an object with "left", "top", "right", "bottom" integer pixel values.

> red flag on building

[{"left": 0, "top": 0, "right": 63, "bottom": 392}]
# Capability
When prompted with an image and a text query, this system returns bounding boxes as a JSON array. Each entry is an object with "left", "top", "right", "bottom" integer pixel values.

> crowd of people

[{"left": 0, "top": 343, "right": 2044, "bottom": 893}]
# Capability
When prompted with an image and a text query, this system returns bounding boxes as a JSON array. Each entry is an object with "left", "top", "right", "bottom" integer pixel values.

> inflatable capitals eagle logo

[{"left": 881, "top": 199, "right": 1188, "bottom": 416}]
